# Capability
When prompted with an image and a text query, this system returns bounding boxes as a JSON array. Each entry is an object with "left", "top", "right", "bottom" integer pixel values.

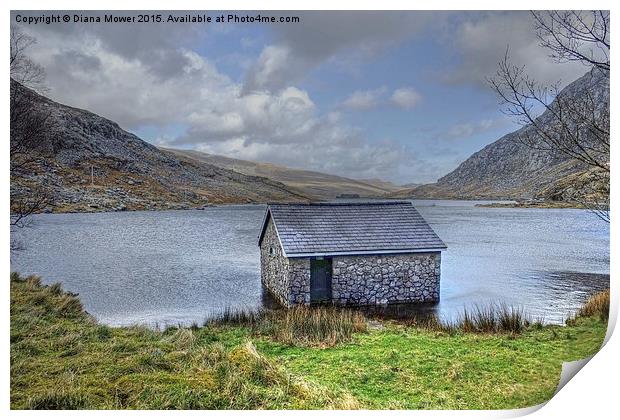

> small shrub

[
  {"left": 463, "top": 305, "right": 497, "bottom": 333},
  {"left": 456, "top": 304, "right": 530, "bottom": 334}
]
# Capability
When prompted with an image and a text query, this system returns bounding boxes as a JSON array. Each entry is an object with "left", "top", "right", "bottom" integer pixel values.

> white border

[{"left": 3, "top": 1, "right": 617, "bottom": 419}]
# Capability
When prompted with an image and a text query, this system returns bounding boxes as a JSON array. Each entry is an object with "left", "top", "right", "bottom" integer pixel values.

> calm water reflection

[{"left": 11, "top": 200, "right": 609, "bottom": 326}]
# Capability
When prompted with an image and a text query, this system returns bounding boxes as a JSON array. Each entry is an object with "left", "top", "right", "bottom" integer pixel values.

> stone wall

[
  {"left": 261, "top": 220, "right": 441, "bottom": 307},
  {"left": 288, "top": 258, "right": 311, "bottom": 305},
  {"left": 260, "top": 218, "right": 310, "bottom": 307},
  {"left": 331, "top": 253, "right": 440, "bottom": 305},
  {"left": 260, "top": 218, "right": 291, "bottom": 306}
]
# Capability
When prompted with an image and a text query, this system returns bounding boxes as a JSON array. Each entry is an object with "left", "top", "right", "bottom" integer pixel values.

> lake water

[{"left": 11, "top": 200, "right": 610, "bottom": 326}]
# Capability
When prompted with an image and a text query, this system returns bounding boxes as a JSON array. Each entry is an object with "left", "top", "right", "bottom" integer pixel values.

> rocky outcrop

[
  {"left": 391, "top": 68, "right": 609, "bottom": 200},
  {"left": 10, "top": 80, "right": 309, "bottom": 213}
]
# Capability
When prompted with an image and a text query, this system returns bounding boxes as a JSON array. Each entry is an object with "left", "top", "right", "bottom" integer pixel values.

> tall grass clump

[
  {"left": 205, "top": 306, "right": 266, "bottom": 327},
  {"left": 265, "top": 306, "right": 367, "bottom": 347},
  {"left": 457, "top": 304, "right": 530, "bottom": 334},
  {"left": 206, "top": 305, "right": 367, "bottom": 347},
  {"left": 405, "top": 303, "right": 532, "bottom": 335},
  {"left": 497, "top": 304, "right": 529, "bottom": 333},
  {"left": 575, "top": 289, "right": 610, "bottom": 321}
]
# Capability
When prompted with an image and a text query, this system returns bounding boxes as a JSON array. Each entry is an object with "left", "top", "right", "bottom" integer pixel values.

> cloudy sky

[{"left": 12, "top": 11, "right": 589, "bottom": 184}]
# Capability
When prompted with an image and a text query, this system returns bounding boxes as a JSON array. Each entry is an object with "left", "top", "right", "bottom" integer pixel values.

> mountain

[
  {"left": 10, "top": 81, "right": 310, "bottom": 213},
  {"left": 390, "top": 69, "right": 609, "bottom": 200},
  {"left": 161, "top": 148, "right": 400, "bottom": 199},
  {"left": 358, "top": 179, "right": 404, "bottom": 192}
]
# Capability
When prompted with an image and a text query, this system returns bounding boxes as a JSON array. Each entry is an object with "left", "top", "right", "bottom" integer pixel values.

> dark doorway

[{"left": 310, "top": 258, "right": 332, "bottom": 303}]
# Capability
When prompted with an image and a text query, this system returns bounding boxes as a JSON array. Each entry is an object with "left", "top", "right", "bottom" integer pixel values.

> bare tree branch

[
  {"left": 10, "top": 26, "right": 46, "bottom": 90},
  {"left": 10, "top": 80, "right": 55, "bottom": 173},
  {"left": 10, "top": 185, "right": 52, "bottom": 228},
  {"left": 10, "top": 27, "right": 54, "bottom": 251},
  {"left": 489, "top": 11, "right": 610, "bottom": 222},
  {"left": 532, "top": 11, "right": 610, "bottom": 71}
]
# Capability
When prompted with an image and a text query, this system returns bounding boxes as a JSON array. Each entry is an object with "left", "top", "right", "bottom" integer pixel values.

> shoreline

[
  {"left": 476, "top": 201, "right": 586, "bottom": 209},
  {"left": 12, "top": 198, "right": 594, "bottom": 216},
  {"left": 15, "top": 197, "right": 515, "bottom": 216}
]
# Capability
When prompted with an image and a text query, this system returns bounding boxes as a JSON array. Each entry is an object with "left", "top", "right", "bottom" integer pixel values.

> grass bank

[
  {"left": 10, "top": 273, "right": 608, "bottom": 410},
  {"left": 10, "top": 274, "right": 357, "bottom": 409}
]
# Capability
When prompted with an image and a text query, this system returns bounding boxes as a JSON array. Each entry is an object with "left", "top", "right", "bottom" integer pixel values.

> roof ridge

[
  {"left": 258, "top": 200, "right": 447, "bottom": 253},
  {"left": 267, "top": 200, "right": 412, "bottom": 206}
]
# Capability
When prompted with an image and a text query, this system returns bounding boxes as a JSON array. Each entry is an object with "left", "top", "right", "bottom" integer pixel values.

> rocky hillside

[
  {"left": 390, "top": 68, "right": 609, "bottom": 200},
  {"left": 161, "top": 148, "right": 400, "bottom": 199},
  {"left": 10, "top": 81, "right": 310, "bottom": 213}
]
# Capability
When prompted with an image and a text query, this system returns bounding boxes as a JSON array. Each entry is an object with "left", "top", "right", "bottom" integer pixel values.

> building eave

[
  {"left": 286, "top": 247, "right": 447, "bottom": 258},
  {"left": 257, "top": 207, "right": 288, "bottom": 257},
  {"left": 257, "top": 208, "right": 271, "bottom": 247}
]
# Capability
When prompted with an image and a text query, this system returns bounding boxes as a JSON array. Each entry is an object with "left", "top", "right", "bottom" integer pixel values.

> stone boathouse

[{"left": 258, "top": 201, "right": 447, "bottom": 307}]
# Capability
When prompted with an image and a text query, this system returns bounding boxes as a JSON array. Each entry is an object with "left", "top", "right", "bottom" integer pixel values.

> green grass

[
  {"left": 10, "top": 273, "right": 608, "bottom": 410},
  {"left": 10, "top": 274, "right": 358, "bottom": 409},
  {"left": 257, "top": 316, "right": 606, "bottom": 409}
]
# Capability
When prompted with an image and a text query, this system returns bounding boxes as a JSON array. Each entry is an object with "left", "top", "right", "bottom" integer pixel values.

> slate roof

[{"left": 259, "top": 201, "right": 446, "bottom": 257}]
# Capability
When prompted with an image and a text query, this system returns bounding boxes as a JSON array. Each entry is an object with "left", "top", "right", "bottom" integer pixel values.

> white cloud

[
  {"left": 436, "top": 118, "right": 507, "bottom": 140},
  {"left": 242, "top": 11, "right": 591, "bottom": 92},
  {"left": 243, "top": 45, "right": 301, "bottom": 94},
  {"left": 342, "top": 87, "right": 387, "bottom": 110},
  {"left": 243, "top": 11, "right": 443, "bottom": 92},
  {"left": 240, "top": 36, "right": 257, "bottom": 49},
  {"left": 342, "top": 86, "right": 422, "bottom": 111},
  {"left": 390, "top": 87, "right": 422, "bottom": 109},
  {"left": 442, "top": 12, "right": 588, "bottom": 88},
  {"left": 17, "top": 21, "right": 420, "bottom": 182},
  {"left": 17, "top": 11, "right": 579, "bottom": 184}
]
